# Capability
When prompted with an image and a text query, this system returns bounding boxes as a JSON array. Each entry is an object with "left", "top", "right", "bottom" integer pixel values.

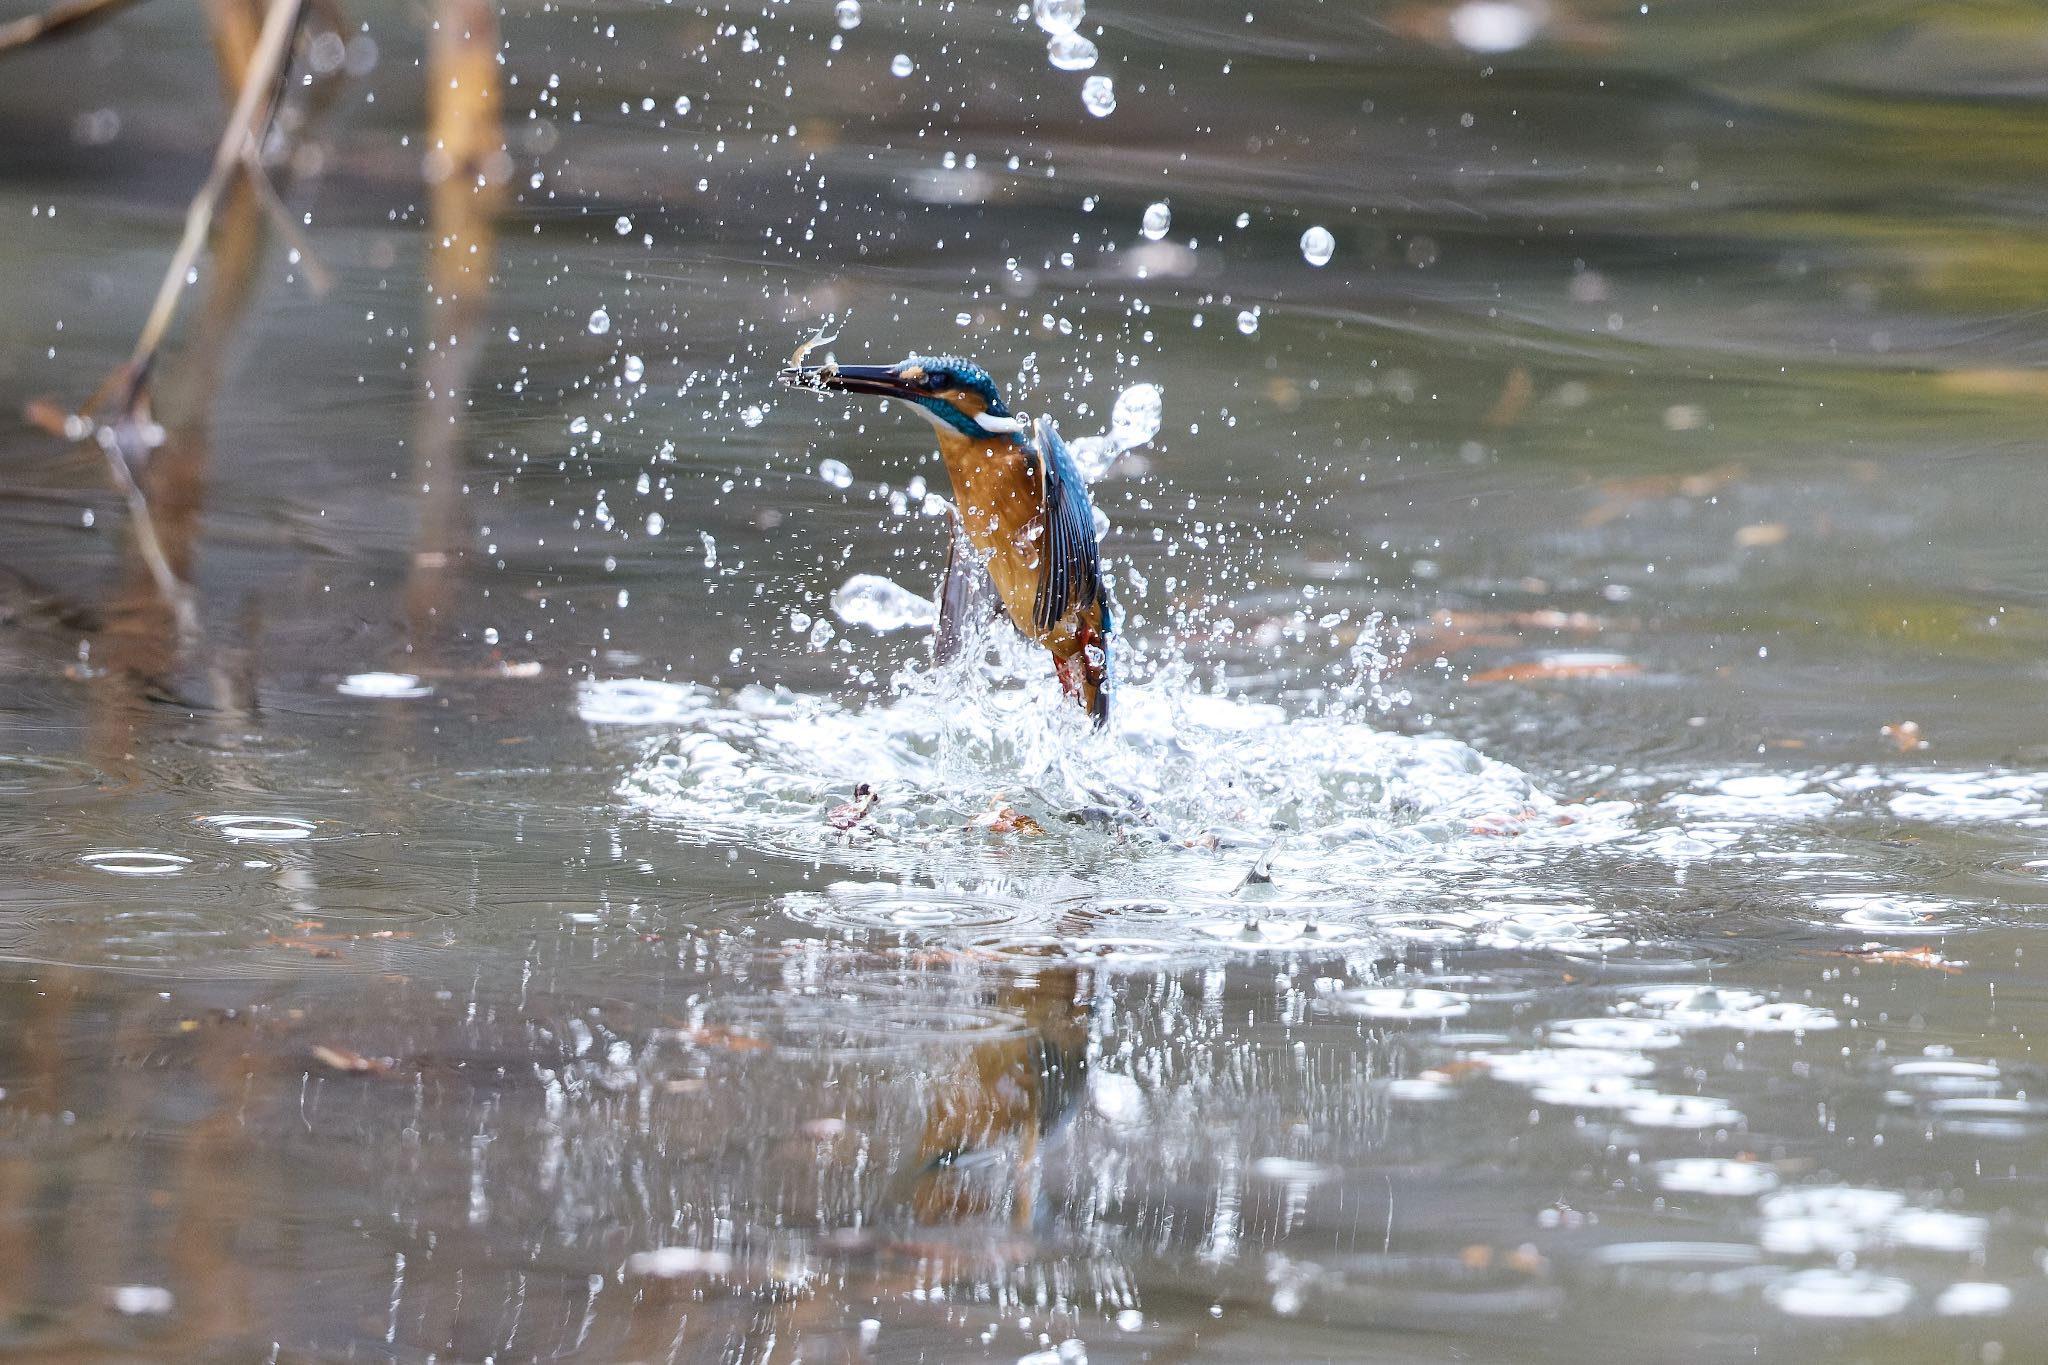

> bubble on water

[
  {"left": 1333, "top": 987, "right": 1470, "bottom": 1021},
  {"left": 1656, "top": 1158, "right": 1779, "bottom": 1197},
  {"left": 1936, "top": 1282, "right": 2012, "bottom": 1317},
  {"left": 673, "top": 95, "right": 692, "bottom": 115},
  {"left": 624, "top": 1247, "right": 734, "bottom": 1279},
  {"left": 108, "top": 1285, "right": 175, "bottom": 1317},
  {"left": 832, "top": 574, "right": 938, "bottom": 632},
  {"left": 614, "top": 215, "right": 633, "bottom": 235},
  {"left": 81, "top": 850, "right": 193, "bottom": 876},
  {"left": 199, "top": 814, "right": 318, "bottom": 842},
  {"left": 1544, "top": 1017, "right": 1683, "bottom": 1050},
  {"left": 1139, "top": 201, "right": 1171, "bottom": 240},
  {"left": 1033, "top": 0, "right": 1084, "bottom": 34},
  {"left": 740, "top": 404, "right": 765, "bottom": 428},
  {"left": 646, "top": 511, "right": 665, "bottom": 536},
  {"left": 1623, "top": 1092, "right": 1743, "bottom": 1130},
  {"left": 890, "top": 52, "right": 914, "bottom": 77},
  {"left": 1768, "top": 1269, "right": 1911, "bottom": 1320},
  {"left": 1447, "top": 0, "right": 1542, "bottom": 53},
  {"left": 577, "top": 679, "right": 709, "bottom": 726},
  {"left": 1081, "top": 74, "right": 1115, "bottom": 116},
  {"left": 338, "top": 671, "right": 432, "bottom": 699},
  {"left": 1047, "top": 32, "right": 1097, "bottom": 70},
  {"left": 817, "top": 457, "right": 854, "bottom": 489},
  {"left": 1236, "top": 308, "right": 1260, "bottom": 335},
  {"left": 1109, "top": 382, "right": 1163, "bottom": 449},
  {"left": 834, "top": 0, "right": 861, "bottom": 28},
  {"left": 1300, "top": 225, "right": 1335, "bottom": 266},
  {"left": 587, "top": 308, "right": 612, "bottom": 335},
  {"left": 622, "top": 354, "right": 645, "bottom": 383}
]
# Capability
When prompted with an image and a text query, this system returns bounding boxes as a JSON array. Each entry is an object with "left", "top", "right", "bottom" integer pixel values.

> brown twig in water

[
  {"left": 241, "top": 156, "right": 333, "bottom": 295},
  {"left": 0, "top": 0, "right": 148, "bottom": 53},
  {"left": 113, "top": 0, "right": 306, "bottom": 412},
  {"left": 45, "top": 0, "right": 307, "bottom": 641}
]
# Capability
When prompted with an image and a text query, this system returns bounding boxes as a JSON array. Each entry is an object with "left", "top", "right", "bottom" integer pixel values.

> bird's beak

[{"left": 779, "top": 362, "right": 919, "bottom": 400}]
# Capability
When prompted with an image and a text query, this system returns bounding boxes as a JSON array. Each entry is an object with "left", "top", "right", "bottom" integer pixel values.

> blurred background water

[{"left": 4, "top": 0, "right": 2048, "bottom": 1359}]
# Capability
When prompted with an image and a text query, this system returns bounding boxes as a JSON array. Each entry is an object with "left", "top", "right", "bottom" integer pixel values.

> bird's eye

[{"left": 924, "top": 370, "right": 951, "bottom": 391}]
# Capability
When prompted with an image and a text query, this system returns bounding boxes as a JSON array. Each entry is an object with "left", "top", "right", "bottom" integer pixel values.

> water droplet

[
  {"left": 890, "top": 52, "right": 914, "bottom": 77},
  {"left": 587, "top": 308, "right": 612, "bottom": 335},
  {"left": 483, "top": 627, "right": 500, "bottom": 644},
  {"left": 1033, "top": 0, "right": 1084, "bottom": 34},
  {"left": 1109, "top": 382, "right": 1162, "bottom": 449},
  {"left": 1300, "top": 225, "right": 1335, "bottom": 266},
  {"left": 1234, "top": 210, "right": 1251, "bottom": 228},
  {"left": 740, "top": 404, "right": 764, "bottom": 428},
  {"left": 833, "top": 0, "right": 861, "bottom": 28},
  {"left": 1046, "top": 31, "right": 1096, "bottom": 70},
  {"left": 831, "top": 574, "right": 938, "bottom": 632},
  {"left": 614, "top": 215, "right": 633, "bottom": 235},
  {"left": 645, "top": 511, "right": 665, "bottom": 535},
  {"left": 1080, "top": 74, "right": 1115, "bottom": 117},
  {"left": 622, "top": 354, "right": 645, "bottom": 383},
  {"left": 954, "top": 311, "right": 972, "bottom": 326},
  {"left": 1236, "top": 308, "right": 1259, "bottom": 335},
  {"left": 673, "top": 95, "right": 692, "bottom": 115},
  {"left": 1139, "top": 201, "right": 1171, "bottom": 240},
  {"left": 818, "top": 457, "right": 854, "bottom": 489}
]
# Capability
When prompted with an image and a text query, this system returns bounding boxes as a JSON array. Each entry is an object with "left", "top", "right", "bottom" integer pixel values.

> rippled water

[{"left": 4, "top": 0, "right": 2048, "bottom": 1359}]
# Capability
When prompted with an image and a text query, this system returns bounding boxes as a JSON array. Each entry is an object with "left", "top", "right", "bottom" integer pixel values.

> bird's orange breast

[{"left": 937, "top": 434, "right": 1058, "bottom": 641}]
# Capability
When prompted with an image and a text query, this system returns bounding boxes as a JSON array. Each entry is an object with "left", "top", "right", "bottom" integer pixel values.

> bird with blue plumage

[{"left": 781, "top": 349, "right": 1114, "bottom": 725}]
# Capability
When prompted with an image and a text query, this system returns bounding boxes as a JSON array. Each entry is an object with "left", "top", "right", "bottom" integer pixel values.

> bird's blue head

[{"left": 780, "top": 353, "right": 1027, "bottom": 441}]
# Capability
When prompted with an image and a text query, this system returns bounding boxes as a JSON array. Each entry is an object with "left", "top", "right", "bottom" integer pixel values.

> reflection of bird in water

[
  {"left": 904, "top": 967, "right": 1090, "bottom": 1229},
  {"left": 781, "top": 354, "right": 1113, "bottom": 725}
]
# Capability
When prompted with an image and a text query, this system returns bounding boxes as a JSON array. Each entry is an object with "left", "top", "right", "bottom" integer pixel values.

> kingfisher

[{"left": 780, "top": 353, "right": 1113, "bottom": 725}]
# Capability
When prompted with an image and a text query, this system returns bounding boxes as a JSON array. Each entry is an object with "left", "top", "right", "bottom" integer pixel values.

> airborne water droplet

[
  {"left": 622, "top": 354, "right": 645, "bottom": 383},
  {"left": 1046, "top": 32, "right": 1096, "bottom": 70},
  {"left": 1080, "top": 74, "right": 1115, "bottom": 116},
  {"left": 1110, "top": 382, "right": 1163, "bottom": 449},
  {"left": 1033, "top": 0, "right": 1084, "bottom": 35},
  {"left": 587, "top": 308, "right": 612, "bottom": 335},
  {"left": 890, "top": 52, "right": 914, "bottom": 77},
  {"left": 1300, "top": 225, "right": 1336, "bottom": 266},
  {"left": 818, "top": 457, "right": 854, "bottom": 489},
  {"left": 1140, "top": 201, "right": 1171, "bottom": 240},
  {"left": 834, "top": 0, "right": 861, "bottom": 29},
  {"left": 831, "top": 574, "right": 938, "bottom": 632},
  {"left": 673, "top": 95, "right": 692, "bottom": 115}
]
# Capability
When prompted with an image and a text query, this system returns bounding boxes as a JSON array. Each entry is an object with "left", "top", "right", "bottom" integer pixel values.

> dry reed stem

[
  {"left": 0, "top": 0, "right": 147, "bottom": 52},
  {"left": 116, "top": 0, "right": 305, "bottom": 409}
]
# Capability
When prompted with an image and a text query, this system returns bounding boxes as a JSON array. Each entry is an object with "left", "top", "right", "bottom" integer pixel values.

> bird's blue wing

[{"left": 1027, "top": 419, "right": 1108, "bottom": 634}]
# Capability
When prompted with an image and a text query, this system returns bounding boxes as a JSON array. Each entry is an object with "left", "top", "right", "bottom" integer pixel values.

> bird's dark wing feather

[{"left": 1027, "top": 419, "right": 1107, "bottom": 633}]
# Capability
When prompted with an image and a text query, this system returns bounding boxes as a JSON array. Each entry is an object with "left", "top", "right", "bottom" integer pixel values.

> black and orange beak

[{"left": 779, "top": 362, "right": 919, "bottom": 400}]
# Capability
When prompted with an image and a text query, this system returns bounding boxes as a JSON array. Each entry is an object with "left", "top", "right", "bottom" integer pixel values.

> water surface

[{"left": 2, "top": 0, "right": 2048, "bottom": 1359}]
